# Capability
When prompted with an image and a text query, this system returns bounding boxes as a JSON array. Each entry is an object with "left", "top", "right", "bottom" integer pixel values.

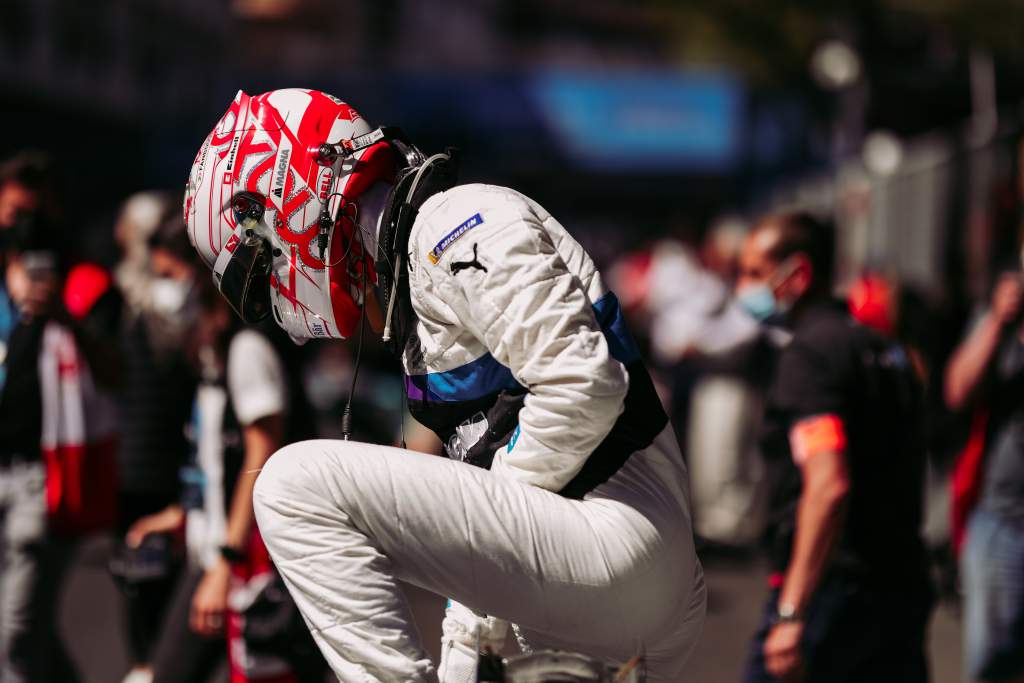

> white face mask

[
  {"left": 735, "top": 257, "right": 800, "bottom": 324},
  {"left": 150, "top": 277, "right": 192, "bottom": 317}
]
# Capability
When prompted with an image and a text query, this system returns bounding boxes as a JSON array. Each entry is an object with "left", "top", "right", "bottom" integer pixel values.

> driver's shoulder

[{"left": 410, "top": 184, "right": 534, "bottom": 271}]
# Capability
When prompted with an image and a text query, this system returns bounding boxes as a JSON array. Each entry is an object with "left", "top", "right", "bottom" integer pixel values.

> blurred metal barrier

[{"left": 764, "top": 118, "right": 1024, "bottom": 306}]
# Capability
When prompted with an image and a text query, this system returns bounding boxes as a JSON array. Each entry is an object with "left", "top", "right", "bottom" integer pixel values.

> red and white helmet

[{"left": 183, "top": 89, "right": 396, "bottom": 340}]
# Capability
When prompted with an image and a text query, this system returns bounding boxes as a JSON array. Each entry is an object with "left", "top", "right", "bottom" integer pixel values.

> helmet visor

[{"left": 212, "top": 228, "right": 272, "bottom": 323}]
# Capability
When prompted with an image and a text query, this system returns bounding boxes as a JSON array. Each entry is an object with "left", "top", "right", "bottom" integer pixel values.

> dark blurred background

[{"left": 6, "top": 0, "right": 1024, "bottom": 297}]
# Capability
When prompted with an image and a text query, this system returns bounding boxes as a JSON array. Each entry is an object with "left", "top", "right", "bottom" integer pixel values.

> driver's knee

[
  {"left": 253, "top": 441, "right": 344, "bottom": 550},
  {"left": 254, "top": 440, "right": 320, "bottom": 503}
]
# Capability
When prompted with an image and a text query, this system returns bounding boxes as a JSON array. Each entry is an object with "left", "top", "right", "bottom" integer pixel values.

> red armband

[{"left": 789, "top": 414, "right": 847, "bottom": 466}]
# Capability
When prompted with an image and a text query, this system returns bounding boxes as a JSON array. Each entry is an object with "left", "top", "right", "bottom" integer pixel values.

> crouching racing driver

[{"left": 183, "top": 88, "right": 706, "bottom": 682}]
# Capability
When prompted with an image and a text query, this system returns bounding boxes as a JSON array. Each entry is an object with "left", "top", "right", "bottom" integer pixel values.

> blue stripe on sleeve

[
  {"left": 405, "top": 290, "right": 640, "bottom": 403},
  {"left": 405, "top": 353, "right": 521, "bottom": 402},
  {"left": 592, "top": 291, "right": 641, "bottom": 365}
]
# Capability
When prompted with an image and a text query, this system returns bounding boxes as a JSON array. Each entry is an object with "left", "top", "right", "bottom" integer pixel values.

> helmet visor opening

[{"left": 215, "top": 232, "right": 272, "bottom": 323}]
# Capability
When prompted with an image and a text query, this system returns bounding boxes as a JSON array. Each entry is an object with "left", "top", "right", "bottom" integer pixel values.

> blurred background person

[
  {"left": 610, "top": 222, "right": 774, "bottom": 550},
  {"left": 108, "top": 195, "right": 197, "bottom": 683},
  {"left": 847, "top": 271, "right": 963, "bottom": 596},
  {"left": 126, "top": 223, "right": 319, "bottom": 683},
  {"left": 0, "top": 152, "right": 52, "bottom": 245},
  {"left": 681, "top": 217, "right": 780, "bottom": 551},
  {"left": 945, "top": 267, "right": 1024, "bottom": 683},
  {"left": 736, "top": 212, "right": 933, "bottom": 682},
  {"left": 0, "top": 151, "right": 84, "bottom": 683}
]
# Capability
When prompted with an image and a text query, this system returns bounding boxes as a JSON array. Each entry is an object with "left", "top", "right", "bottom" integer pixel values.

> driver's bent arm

[{"left": 412, "top": 186, "right": 628, "bottom": 492}]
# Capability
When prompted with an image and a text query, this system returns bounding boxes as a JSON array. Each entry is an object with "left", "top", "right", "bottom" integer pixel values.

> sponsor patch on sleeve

[
  {"left": 789, "top": 413, "right": 847, "bottom": 466},
  {"left": 428, "top": 213, "right": 483, "bottom": 265}
]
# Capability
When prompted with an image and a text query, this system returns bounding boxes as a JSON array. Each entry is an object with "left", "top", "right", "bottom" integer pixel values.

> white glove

[{"left": 438, "top": 600, "right": 509, "bottom": 683}]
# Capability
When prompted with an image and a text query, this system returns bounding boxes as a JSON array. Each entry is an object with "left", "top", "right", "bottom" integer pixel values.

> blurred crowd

[
  {"left": 0, "top": 139, "right": 1022, "bottom": 683},
  {"left": 607, "top": 210, "right": 1024, "bottom": 682}
]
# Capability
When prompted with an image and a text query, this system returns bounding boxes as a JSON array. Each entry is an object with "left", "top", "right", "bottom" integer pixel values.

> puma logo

[{"left": 451, "top": 243, "right": 488, "bottom": 275}]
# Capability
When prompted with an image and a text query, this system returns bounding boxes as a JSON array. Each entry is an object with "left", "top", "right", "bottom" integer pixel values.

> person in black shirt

[
  {"left": 735, "top": 212, "right": 932, "bottom": 682},
  {"left": 108, "top": 200, "right": 197, "bottom": 683},
  {"left": 0, "top": 153, "right": 57, "bottom": 459},
  {"left": 0, "top": 152, "right": 81, "bottom": 682}
]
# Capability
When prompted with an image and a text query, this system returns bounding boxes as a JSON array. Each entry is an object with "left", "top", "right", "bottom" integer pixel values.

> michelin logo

[{"left": 428, "top": 213, "right": 483, "bottom": 265}]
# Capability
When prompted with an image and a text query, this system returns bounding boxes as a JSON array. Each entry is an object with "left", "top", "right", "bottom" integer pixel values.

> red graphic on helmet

[{"left": 185, "top": 89, "right": 395, "bottom": 340}]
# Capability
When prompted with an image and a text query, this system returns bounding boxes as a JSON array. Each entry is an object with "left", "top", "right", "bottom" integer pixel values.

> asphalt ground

[{"left": 62, "top": 537, "right": 962, "bottom": 683}]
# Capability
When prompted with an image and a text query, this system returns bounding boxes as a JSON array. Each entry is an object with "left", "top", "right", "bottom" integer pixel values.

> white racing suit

[{"left": 253, "top": 184, "right": 706, "bottom": 682}]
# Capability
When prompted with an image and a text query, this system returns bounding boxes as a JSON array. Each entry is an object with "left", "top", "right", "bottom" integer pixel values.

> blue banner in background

[{"left": 529, "top": 70, "right": 742, "bottom": 171}]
